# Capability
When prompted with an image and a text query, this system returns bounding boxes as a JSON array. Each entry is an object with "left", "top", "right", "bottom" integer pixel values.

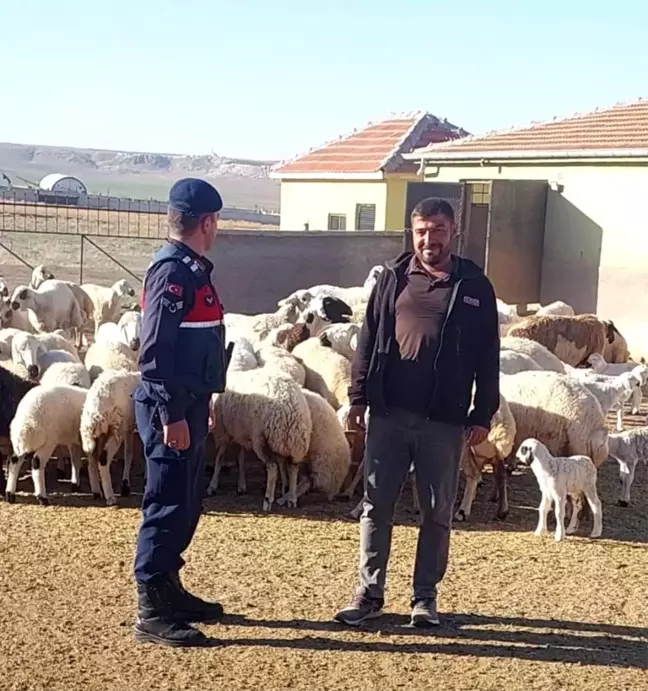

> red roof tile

[
  {"left": 274, "top": 113, "right": 468, "bottom": 176},
  {"left": 413, "top": 99, "right": 648, "bottom": 158}
]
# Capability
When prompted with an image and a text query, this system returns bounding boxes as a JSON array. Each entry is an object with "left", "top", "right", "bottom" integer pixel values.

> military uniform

[{"left": 133, "top": 178, "right": 227, "bottom": 647}]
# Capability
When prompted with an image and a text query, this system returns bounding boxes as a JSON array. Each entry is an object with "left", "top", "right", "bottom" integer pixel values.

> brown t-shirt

[{"left": 383, "top": 255, "right": 455, "bottom": 414}]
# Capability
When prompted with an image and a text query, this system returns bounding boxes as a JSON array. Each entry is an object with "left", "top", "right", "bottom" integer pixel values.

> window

[
  {"left": 355, "top": 203, "right": 376, "bottom": 231},
  {"left": 328, "top": 213, "right": 347, "bottom": 230},
  {"left": 469, "top": 182, "right": 491, "bottom": 205}
]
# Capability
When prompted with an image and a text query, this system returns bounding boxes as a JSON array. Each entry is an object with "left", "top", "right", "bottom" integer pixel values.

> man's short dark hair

[
  {"left": 411, "top": 198, "right": 455, "bottom": 224},
  {"left": 168, "top": 208, "right": 206, "bottom": 234}
]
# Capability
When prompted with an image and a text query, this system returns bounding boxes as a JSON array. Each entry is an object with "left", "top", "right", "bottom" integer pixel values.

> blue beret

[{"left": 168, "top": 178, "right": 223, "bottom": 217}]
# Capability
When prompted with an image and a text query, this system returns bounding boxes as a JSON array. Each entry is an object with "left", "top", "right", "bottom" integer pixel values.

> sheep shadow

[{"left": 215, "top": 611, "right": 648, "bottom": 669}]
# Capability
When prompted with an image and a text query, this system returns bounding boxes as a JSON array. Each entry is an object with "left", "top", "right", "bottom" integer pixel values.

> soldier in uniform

[{"left": 132, "top": 177, "right": 228, "bottom": 647}]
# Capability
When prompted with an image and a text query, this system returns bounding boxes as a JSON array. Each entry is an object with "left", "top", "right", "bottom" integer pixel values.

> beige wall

[
  {"left": 279, "top": 180, "right": 387, "bottom": 231},
  {"left": 423, "top": 160, "right": 648, "bottom": 355},
  {"left": 384, "top": 173, "right": 421, "bottom": 230}
]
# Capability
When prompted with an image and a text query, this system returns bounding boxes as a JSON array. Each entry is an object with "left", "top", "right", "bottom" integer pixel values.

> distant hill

[{"left": 0, "top": 142, "right": 281, "bottom": 211}]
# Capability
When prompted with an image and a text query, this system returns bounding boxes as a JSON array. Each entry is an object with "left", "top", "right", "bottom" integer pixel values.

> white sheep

[
  {"left": 0, "top": 328, "right": 22, "bottom": 358},
  {"left": 40, "top": 361, "right": 91, "bottom": 389},
  {"left": 499, "top": 349, "right": 543, "bottom": 375},
  {"left": 11, "top": 331, "right": 80, "bottom": 381},
  {"left": 227, "top": 336, "right": 259, "bottom": 373},
  {"left": 207, "top": 369, "right": 312, "bottom": 511},
  {"left": 83, "top": 340, "right": 138, "bottom": 381},
  {"left": 569, "top": 369, "right": 641, "bottom": 432},
  {"left": 535, "top": 300, "right": 575, "bottom": 317},
  {"left": 29, "top": 265, "right": 55, "bottom": 289},
  {"left": 276, "top": 389, "right": 351, "bottom": 505},
  {"left": 588, "top": 353, "right": 648, "bottom": 415},
  {"left": 497, "top": 299, "right": 522, "bottom": 337},
  {"left": 607, "top": 427, "right": 648, "bottom": 507},
  {"left": 10, "top": 280, "right": 84, "bottom": 333},
  {"left": 6, "top": 385, "right": 97, "bottom": 505},
  {"left": 277, "top": 265, "right": 383, "bottom": 312},
  {"left": 255, "top": 344, "right": 306, "bottom": 386},
  {"left": 224, "top": 302, "right": 302, "bottom": 343},
  {"left": 500, "top": 336, "right": 566, "bottom": 373},
  {"left": 95, "top": 310, "right": 142, "bottom": 351},
  {"left": 516, "top": 438, "right": 602, "bottom": 541},
  {"left": 81, "top": 279, "right": 136, "bottom": 333},
  {"left": 318, "top": 322, "right": 360, "bottom": 361},
  {"left": 292, "top": 337, "right": 351, "bottom": 410},
  {"left": 455, "top": 393, "right": 517, "bottom": 522},
  {"left": 80, "top": 370, "right": 140, "bottom": 504},
  {"left": 499, "top": 370, "right": 609, "bottom": 467}
]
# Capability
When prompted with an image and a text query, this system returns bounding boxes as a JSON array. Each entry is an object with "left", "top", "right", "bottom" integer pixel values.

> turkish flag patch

[{"left": 167, "top": 283, "right": 183, "bottom": 297}]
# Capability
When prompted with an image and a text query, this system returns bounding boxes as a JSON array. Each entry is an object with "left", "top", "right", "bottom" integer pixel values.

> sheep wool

[
  {"left": 298, "top": 389, "right": 351, "bottom": 500},
  {"left": 499, "top": 349, "right": 542, "bottom": 375},
  {"left": 255, "top": 345, "right": 306, "bottom": 386},
  {"left": 292, "top": 337, "right": 351, "bottom": 410},
  {"left": 500, "top": 336, "right": 566, "bottom": 373},
  {"left": 40, "top": 361, "right": 91, "bottom": 389},
  {"left": 84, "top": 340, "right": 138, "bottom": 382},
  {"left": 8, "top": 384, "right": 88, "bottom": 504},
  {"left": 500, "top": 370, "right": 609, "bottom": 466},
  {"left": 507, "top": 314, "right": 613, "bottom": 367},
  {"left": 209, "top": 368, "right": 312, "bottom": 511},
  {"left": 80, "top": 370, "right": 140, "bottom": 504}
]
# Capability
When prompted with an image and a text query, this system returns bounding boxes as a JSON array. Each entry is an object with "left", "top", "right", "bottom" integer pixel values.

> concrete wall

[
  {"left": 422, "top": 160, "right": 648, "bottom": 355},
  {"left": 279, "top": 180, "right": 387, "bottom": 230},
  {"left": 487, "top": 180, "right": 547, "bottom": 304},
  {"left": 206, "top": 229, "right": 404, "bottom": 313}
]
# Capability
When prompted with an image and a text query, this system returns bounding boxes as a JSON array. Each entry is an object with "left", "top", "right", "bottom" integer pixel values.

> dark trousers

[
  {"left": 357, "top": 408, "right": 465, "bottom": 603},
  {"left": 133, "top": 394, "right": 210, "bottom": 584}
]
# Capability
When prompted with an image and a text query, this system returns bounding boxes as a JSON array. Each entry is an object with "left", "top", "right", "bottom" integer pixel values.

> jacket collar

[
  {"left": 386, "top": 251, "right": 483, "bottom": 280},
  {"left": 168, "top": 239, "right": 214, "bottom": 273}
]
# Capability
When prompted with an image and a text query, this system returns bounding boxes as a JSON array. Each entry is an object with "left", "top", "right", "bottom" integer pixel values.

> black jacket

[{"left": 348, "top": 251, "right": 500, "bottom": 429}]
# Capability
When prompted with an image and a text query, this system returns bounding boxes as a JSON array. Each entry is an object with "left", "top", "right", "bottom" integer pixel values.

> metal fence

[{"left": 0, "top": 188, "right": 169, "bottom": 239}]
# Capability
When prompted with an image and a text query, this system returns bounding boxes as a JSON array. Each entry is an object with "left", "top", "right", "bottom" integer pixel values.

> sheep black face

[
  {"left": 10, "top": 302, "right": 19, "bottom": 311},
  {"left": 27, "top": 365, "right": 39, "bottom": 381},
  {"left": 516, "top": 444, "right": 534, "bottom": 466},
  {"left": 129, "top": 337, "right": 141, "bottom": 351},
  {"left": 321, "top": 296, "right": 352, "bottom": 323},
  {"left": 0, "top": 285, "right": 8, "bottom": 298}
]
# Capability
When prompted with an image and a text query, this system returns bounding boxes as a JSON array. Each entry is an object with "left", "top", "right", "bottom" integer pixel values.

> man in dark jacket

[
  {"left": 334, "top": 198, "right": 500, "bottom": 628},
  {"left": 133, "top": 178, "right": 228, "bottom": 647}
]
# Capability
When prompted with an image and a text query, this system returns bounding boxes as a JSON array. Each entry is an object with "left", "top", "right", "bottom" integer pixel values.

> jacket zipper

[{"left": 428, "top": 278, "right": 463, "bottom": 419}]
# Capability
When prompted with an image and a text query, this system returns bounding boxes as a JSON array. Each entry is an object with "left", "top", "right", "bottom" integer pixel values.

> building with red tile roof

[
  {"left": 401, "top": 98, "right": 648, "bottom": 352},
  {"left": 271, "top": 112, "right": 468, "bottom": 231}
]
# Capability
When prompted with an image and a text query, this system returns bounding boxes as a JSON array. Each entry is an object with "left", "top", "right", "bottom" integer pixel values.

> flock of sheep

[{"left": 0, "top": 262, "right": 645, "bottom": 544}]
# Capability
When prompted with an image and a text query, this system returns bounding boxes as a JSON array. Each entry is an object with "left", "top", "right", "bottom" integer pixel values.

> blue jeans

[{"left": 133, "top": 389, "right": 210, "bottom": 583}]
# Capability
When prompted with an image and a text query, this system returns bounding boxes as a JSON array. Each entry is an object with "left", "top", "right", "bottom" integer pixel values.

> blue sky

[{"left": 2, "top": 0, "right": 647, "bottom": 161}]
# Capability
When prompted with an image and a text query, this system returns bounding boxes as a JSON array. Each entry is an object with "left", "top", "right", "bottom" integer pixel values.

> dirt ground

[{"left": 1, "top": 410, "right": 646, "bottom": 691}]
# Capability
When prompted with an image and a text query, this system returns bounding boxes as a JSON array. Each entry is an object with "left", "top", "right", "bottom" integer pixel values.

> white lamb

[
  {"left": 318, "top": 323, "right": 360, "bottom": 361},
  {"left": 84, "top": 340, "right": 138, "bottom": 381},
  {"left": 80, "top": 370, "right": 140, "bottom": 505},
  {"left": 40, "top": 361, "right": 91, "bottom": 389},
  {"left": 255, "top": 344, "right": 306, "bottom": 386},
  {"left": 276, "top": 389, "right": 351, "bottom": 505},
  {"left": 499, "top": 349, "right": 542, "bottom": 375},
  {"left": 500, "top": 336, "right": 566, "bottom": 373},
  {"left": 516, "top": 438, "right": 602, "bottom": 541},
  {"left": 81, "top": 279, "right": 136, "bottom": 333},
  {"left": 0, "top": 328, "right": 22, "bottom": 357},
  {"left": 95, "top": 310, "right": 142, "bottom": 351},
  {"left": 535, "top": 300, "right": 575, "bottom": 317},
  {"left": 497, "top": 299, "right": 521, "bottom": 337},
  {"left": 10, "top": 280, "right": 84, "bottom": 333},
  {"left": 292, "top": 337, "right": 351, "bottom": 410},
  {"left": 6, "top": 385, "right": 97, "bottom": 505},
  {"left": 224, "top": 302, "right": 302, "bottom": 343},
  {"left": 588, "top": 353, "right": 648, "bottom": 415},
  {"left": 207, "top": 369, "right": 312, "bottom": 511},
  {"left": 607, "top": 427, "right": 648, "bottom": 507},
  {"left": 570, "top": 370, "right": 641, "bottom": 432}
]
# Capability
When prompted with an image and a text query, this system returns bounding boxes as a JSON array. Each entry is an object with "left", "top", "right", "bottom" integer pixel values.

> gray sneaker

[
  {"left": 410, "top": 598, "right": 440, "bottom": 627},
  {"left": 334, "top": 596, "right": 383, "bottom": 626}
]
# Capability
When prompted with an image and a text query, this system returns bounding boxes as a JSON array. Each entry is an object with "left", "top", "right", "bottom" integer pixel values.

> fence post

[{"left": 79, "top": 235, "right": 84, "bottom": 284}]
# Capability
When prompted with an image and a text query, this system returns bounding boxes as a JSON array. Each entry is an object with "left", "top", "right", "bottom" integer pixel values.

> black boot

[
  {"left": 169, "top": 571, "right": 224, "bottom": 624},
  {"left": 134, "top": 577, "right": 209, "bottom": 647}
]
